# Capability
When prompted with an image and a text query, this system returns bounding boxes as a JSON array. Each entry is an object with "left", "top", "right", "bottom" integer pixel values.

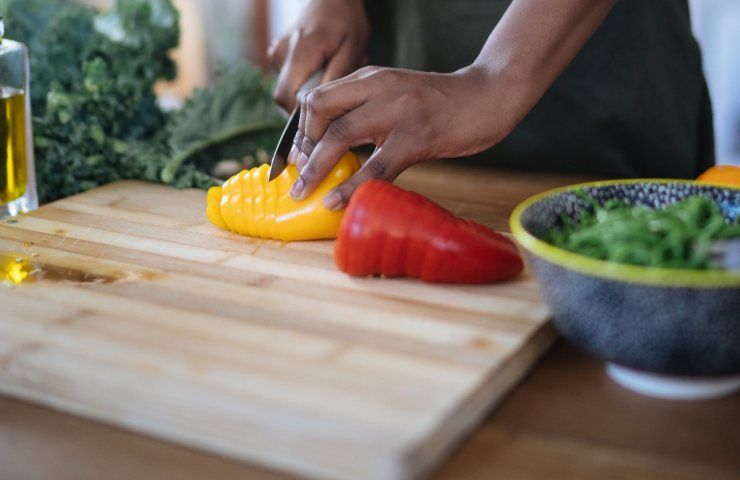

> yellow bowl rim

[{"left": 509, "top": 178, "right": 740, "bottom": 288}]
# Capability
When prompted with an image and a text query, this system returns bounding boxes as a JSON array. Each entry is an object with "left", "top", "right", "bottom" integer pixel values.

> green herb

[
  {"left": 0, "top": 0, "right": 284, "bottom": 202},
  {"left": 545, "top": 191, "right": 740, "bottom": 269},
  {"left": 160, "top": 64, "right": 285, "bottom": 185}
]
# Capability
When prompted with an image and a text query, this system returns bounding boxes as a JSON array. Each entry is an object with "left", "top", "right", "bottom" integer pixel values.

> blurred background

[{"left": 77, "top": 0, "right": 740, "bottom": 166}]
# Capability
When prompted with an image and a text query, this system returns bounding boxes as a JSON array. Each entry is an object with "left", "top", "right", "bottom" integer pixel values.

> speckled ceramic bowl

[{"left": 510, "top": 180, "right": 740, "bottom": 399}]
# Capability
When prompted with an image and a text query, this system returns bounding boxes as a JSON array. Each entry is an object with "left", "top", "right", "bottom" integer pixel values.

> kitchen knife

[{"left": 268, "top": 70, "right": 324, "bottom": 182}]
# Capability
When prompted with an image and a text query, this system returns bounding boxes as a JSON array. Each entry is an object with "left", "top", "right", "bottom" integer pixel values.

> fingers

[
  {"left": 288, "top": 65, "right": 382, "bottom": 171},
  {"left": 288, "top": 67, "right": 416, "bottom": 206},
  {"left": 291, "top": 101, "right": 401, "bottom": 202},
  {"left": 291, "top": 77, "right": 374, "bottom": 175},
  {"left": 324, "top": 143, "right": 406, "bottom": 211},
  {"left": 273, "top": 31, "right": 325, "bottom": 111},
  {"left": 288, "top": 130, "right": 303, "bottom": 165},
  {"left": 289, "top": 103, "right": 374, "bottom": 201},
  {"left": 294, "top": 67, "right": 387, "bottom": 167}
]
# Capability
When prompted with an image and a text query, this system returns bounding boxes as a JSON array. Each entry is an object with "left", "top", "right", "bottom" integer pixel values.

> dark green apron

[{"left": 365, "top": 0, "right": 714, "bottom": 178}]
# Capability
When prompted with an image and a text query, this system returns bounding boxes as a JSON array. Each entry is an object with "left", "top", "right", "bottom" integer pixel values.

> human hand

[
  {"left": 268, "top": 0, "right": 370, "bottom": 111},
  {"left": 288, "top": 65, "right": 525, "bottom": 210}
]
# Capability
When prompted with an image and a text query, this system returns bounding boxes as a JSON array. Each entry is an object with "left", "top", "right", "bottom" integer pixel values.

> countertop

[{"left": 1, "top": 164, "right": 738, "bottom": 480}]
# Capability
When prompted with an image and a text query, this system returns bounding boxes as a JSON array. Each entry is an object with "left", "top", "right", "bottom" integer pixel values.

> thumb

[{"left": 323, "top": 144, "right": 406, "bottom": 211}]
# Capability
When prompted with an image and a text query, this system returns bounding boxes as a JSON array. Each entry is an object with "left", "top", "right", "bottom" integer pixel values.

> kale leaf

[
  {"left": 0, "top": 0, "right": 283, "bottom": 202},
  {"left": 161, "top": 64, "right": 286, "bottom": 184}
]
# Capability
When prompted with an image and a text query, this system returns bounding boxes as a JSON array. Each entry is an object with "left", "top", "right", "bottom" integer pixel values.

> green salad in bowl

[
  {"left": 545, "top": 192, "right": 740, "bottom": 270},
  {"left": 510, "top": 179, "right": 740, "bottom": 400}
]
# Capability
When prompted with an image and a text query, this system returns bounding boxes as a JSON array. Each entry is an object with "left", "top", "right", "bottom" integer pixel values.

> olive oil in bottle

[
  {"left": 0, "top": 87, "right": 27, "bottom": 204},
  {"left": 0, "top": 15, "right": 37, "bottom": 217}
]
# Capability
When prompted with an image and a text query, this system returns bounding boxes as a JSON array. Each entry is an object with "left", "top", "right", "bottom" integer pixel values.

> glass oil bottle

[{"left": 0, "top": 16, "right": 38, "bottom": 218}]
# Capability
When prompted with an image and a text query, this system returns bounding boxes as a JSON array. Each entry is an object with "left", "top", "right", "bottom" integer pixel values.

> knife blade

[{"left": 268, "top": 70, "right": 324, "bottom": 181}]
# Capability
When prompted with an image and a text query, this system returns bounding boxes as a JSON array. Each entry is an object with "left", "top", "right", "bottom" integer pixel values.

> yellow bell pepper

[{"left": 206, "top": 152, "right": 360, "bottom": 241}]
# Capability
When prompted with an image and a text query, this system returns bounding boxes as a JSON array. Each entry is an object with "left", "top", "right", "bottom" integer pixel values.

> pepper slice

[
  {"left": 207, "top": 152, "right": 361, "bottom": 241},
  {"left": 334, "top": 180, "right": 524, "bottom": 283}
]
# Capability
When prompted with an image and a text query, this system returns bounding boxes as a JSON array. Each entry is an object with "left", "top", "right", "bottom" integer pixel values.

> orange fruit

[{"left": 696, "top": 165, "right": 740, "bottom": 187}]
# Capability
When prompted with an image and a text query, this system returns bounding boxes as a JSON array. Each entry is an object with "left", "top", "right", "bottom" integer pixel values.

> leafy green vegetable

[
  {"left": 0, "top": 0, "right": 284, "bottom": 202},
  {"left": 545, "top": 192, "right": 740, "bottom": 269},
  {"left": 161, "top": 64, "right": 285, "bottom": 184}
]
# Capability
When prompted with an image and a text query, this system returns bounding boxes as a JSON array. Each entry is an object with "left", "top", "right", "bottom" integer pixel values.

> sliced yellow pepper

[{"left": 206, "top": 152, "right": 360, "bottom": 241}]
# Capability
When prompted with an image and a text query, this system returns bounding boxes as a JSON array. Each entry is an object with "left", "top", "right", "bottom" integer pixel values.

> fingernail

[
  {"left": 293, "top": 131, "right": 303, "bottom": 150},
  {"left": 290, "top": 177, "right": 305, "bottom": 199},
  {"left": 288, "top": 146, "right": 298, "bottom": 165},
  {"left": 297, "top": 153, "right": 309, "bottom": 171},
  {"left": 323, "top": 191, "right": 344, "bottom": 211}
]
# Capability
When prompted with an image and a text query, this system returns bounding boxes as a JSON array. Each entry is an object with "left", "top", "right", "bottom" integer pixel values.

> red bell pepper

[{"left": 334, "top": 180, "right": 524, "bottom": 283}]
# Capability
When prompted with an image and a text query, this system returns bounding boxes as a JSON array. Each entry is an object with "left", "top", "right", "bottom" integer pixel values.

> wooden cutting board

[{"left": 0, "top": 168, "right": 557, "bottom": 480}]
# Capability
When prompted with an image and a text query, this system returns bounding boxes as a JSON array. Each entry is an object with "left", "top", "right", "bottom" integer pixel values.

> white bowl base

[{"left": 606, "top": 363, "right": 740, "bottom": 400}]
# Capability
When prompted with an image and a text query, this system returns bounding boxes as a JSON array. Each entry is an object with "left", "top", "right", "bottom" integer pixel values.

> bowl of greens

[{"left": 510, "top": 180, "right": 740, "bottom": 400}]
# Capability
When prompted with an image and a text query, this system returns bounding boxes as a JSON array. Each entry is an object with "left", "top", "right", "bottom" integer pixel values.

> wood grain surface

[
  {"left": 2, "top": 342, "right": 738, "bottom": 480},
  {"left": 0, "top": 163, "right": 585, "bottom": 480},
  {"left": 1, "top": 164, "right": 737, "bottom": 480}
]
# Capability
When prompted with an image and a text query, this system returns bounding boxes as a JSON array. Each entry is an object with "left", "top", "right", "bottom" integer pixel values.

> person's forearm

[
  {"left": 470, "top": 0, "right": 616, "bottom": 127},
  {"left": 283, "top": 0, "right": 617, "bottom": 205}
]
